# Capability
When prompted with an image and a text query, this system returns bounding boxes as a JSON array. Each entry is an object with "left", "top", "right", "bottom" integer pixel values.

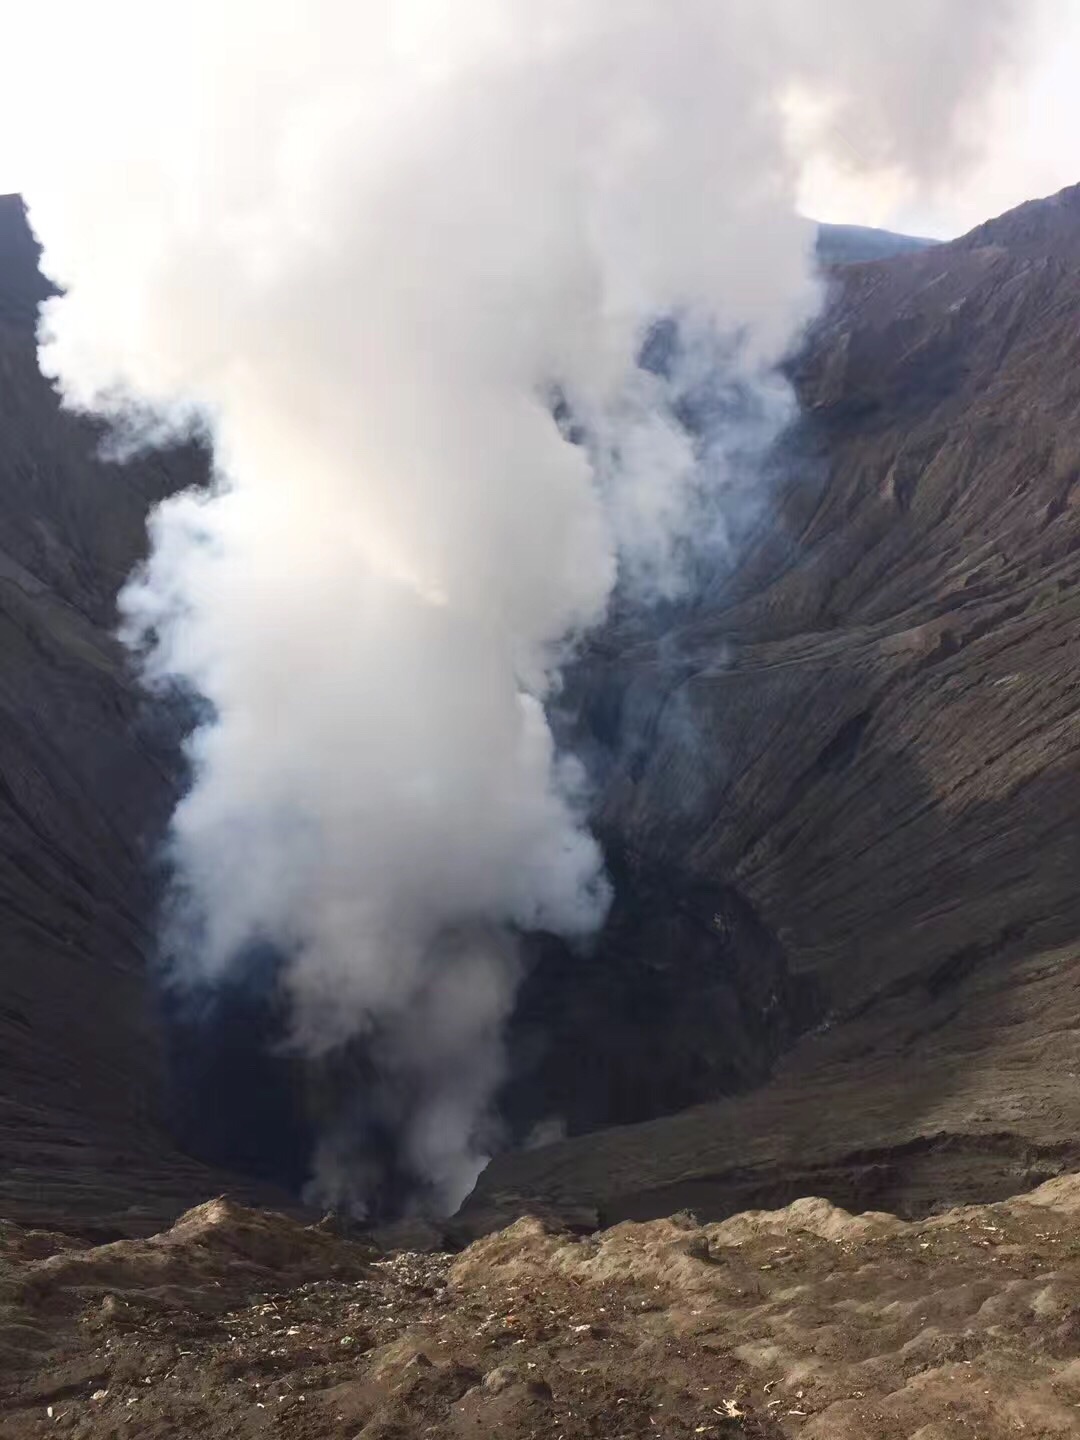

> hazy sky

[
  {"left": 793, "top": 3, "right": 1080, "bottom": 237},
  {"left": 0, "top": 2, "right": 1076, "bottom": 238}
]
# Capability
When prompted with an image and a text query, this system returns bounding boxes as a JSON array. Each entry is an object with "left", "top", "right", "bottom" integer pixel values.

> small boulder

[{"left": 482, "top": 1365, "right": 518, "bottom": 1394}]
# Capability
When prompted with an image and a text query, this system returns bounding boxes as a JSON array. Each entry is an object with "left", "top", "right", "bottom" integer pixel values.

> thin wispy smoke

[{"left": 8, "top": 0, "right": 1031, "bottom": 1212}]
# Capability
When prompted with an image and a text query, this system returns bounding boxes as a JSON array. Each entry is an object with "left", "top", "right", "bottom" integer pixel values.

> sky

[
  {"left": 0, "top": 1, "right": 1077, "bottom": 239},
  {"left": 791, "top": 3, "right": 1080, "bottom": 238}
]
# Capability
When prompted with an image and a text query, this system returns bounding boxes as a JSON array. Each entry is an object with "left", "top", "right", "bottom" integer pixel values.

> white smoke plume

[{"left": 6, "top": 0, "right": 1031, "bottom": 1212}]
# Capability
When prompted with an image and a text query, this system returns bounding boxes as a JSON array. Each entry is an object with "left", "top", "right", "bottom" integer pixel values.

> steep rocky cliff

[
  {"left": 464, "top": 182, "right": 1080, "bottom": 1233},
  {"left": 0, "top": 196, "right": 288, "bottom": 1236}
]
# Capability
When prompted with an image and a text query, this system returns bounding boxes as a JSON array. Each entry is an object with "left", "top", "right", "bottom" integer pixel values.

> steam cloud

[{"left": 11, "top": 0, "right": 1029, "bottom": 1212}]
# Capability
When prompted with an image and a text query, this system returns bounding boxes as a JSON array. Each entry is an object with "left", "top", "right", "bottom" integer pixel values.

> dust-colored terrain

[{"left": 6, "top": 1182, "right": 1080, "bottom": 1439}]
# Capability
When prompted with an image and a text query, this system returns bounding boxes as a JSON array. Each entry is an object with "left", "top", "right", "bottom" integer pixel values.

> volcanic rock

[{"left": 464, "top": 181, "right": 1080, "bottom": 1232}]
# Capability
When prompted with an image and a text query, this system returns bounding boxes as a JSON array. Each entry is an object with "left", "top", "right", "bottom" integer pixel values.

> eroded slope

[
  {"left": 472, "top": 181, "right": 1080, "bottom": 1228},
  {"left": 0, "top": 196, "right": 283, "bottom": 1235}
]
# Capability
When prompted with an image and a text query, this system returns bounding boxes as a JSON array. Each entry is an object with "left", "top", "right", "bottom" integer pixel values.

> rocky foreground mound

[{"left": 5, "top": 1180, "right": 1080, "bottom": 1439}]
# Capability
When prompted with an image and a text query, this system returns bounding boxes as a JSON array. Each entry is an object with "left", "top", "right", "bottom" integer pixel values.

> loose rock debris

[{"left": 6, "top": 1179, "right": 1080, "bottom": 1437}]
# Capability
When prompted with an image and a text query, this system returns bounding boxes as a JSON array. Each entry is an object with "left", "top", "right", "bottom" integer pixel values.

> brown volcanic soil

[{"left": 8, "top": 1183, "right": 1080, "bottom": 1439}]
